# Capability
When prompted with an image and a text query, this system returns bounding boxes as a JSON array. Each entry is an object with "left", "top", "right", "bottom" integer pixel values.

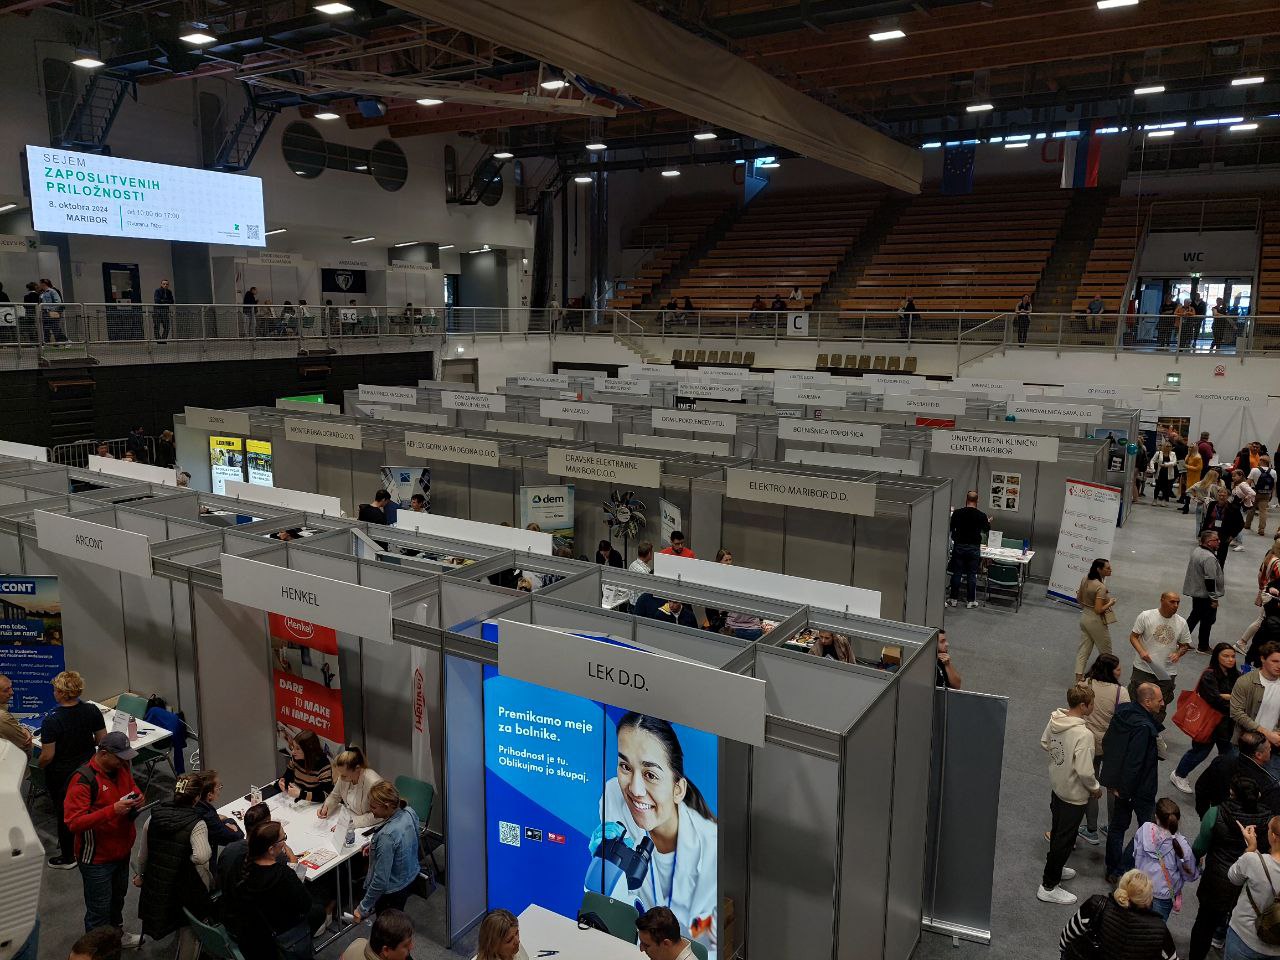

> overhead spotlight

[
  {"left": 661, "top": 169, "right": 681, "bottom": 177},
  {"left": 467, "top": 248, "right": 484, "bottom": 254},
  {"left": 540, "top": 79, "right": 567, "bottom": 90},
  {"left": 493, "top": 151, "right": 514, "bottom": 159},
  {"left": 437, "top": 244, "right": 455, "bottom": 250},
  {"left": 869, "top": 29, "right": 906, "bottom": 41},
  {"left": 350, "top": 236, "right": 376, "bottom": 243},
  {"left": 71, "top": 51, "right": 104, "bottom": 69},
  {"left": 0, "top": 202, "right": 17, "bottom": 213},
  {"left": 1004, "top": 143, "right": 1028, "bottom": 149},
  {"left": 574, "top": 175, "right": 593, "bottom": 184},
  {"left": 1147, "top": 130, "right": 1175, "bottom": 138},
  {"left": 179, "top": 31, "right": 217, "bottom": 45},
  {"left": 314, "top": 2, "right": 354, "bottom": 13},
  {"left": 1134, "top": 85, "right": 1165, "bottom": 95},
  {"left": 758, "top": 161, "right": 780, "bottom": 169},
  {"left": 264, "top": 227, "right": 287, "bottom": 236},
  {"left": 966, "top": 103, "right": 994, "bottom": 113},
  {"left": 693, "top": 131, "right": 717, "bottom": 141},
  {"left": 354, "top": 164, "right": 368, "bottom": 171},
  {"left": 416, "top": 97, "right": 443, "bottom": 106},
  {"left": 314, "top": 111, "right": 340, "bottom": 120},
  {"left": 394, "top": 241, "right": 421, "bottom": 247},
  {"left": 1096, "top": 0, "right": 1138, "bottom": 7},
  {"left": 585, "top": 142, "right": 607, "bottom": 151},
  {"left": 1230, "top": 123, "right": 1260, "bottom": 131},
  {"left": 482, "top": 244, "right": 490, "bottom": 251},
  {"left": 294, "top": 170, "right": 308, "bottom": 176},
  {"left": 1232, "top": 76, "right": 1266, "bottom": 86}
]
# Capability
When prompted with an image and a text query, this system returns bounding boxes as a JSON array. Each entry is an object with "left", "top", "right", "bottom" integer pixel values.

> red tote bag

[{"left": 1173, "top": 687, "right": 1221, "bottom": 744}]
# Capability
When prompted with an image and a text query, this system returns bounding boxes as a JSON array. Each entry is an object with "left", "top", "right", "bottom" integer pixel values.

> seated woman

[
  {"left": 318, "top": 746, "right": 383, "bottom": 828},
  {"left": 224, "top": 821, "right": 326, "bottom": 960},
  {"left": 808, "top": 631, "right": 854, "bottom": 663},
  {"left": 278, "top": 730, "right": 333, "bottom": 803},
  {"left": 189, "top": 769, "right": 244, "bottom": 856}
]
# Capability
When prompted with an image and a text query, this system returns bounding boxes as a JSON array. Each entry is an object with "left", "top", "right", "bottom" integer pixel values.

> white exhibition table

[
  {"left": 980, "top": 546, "right": 1036, "bottom": 565},
  {"left": 216, "top": 788, "right": 369, "bottom": 882},
  {"left": 515, "top": 904, "right": 642, "bottom": 960},
  {"left": 30, "top": 701, "right": 171, "bottom": 753}
]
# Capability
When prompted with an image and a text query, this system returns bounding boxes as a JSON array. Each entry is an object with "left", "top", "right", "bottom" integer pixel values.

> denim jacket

[{"left": 359, "top": 806, "right": 421, "bottom": 914}]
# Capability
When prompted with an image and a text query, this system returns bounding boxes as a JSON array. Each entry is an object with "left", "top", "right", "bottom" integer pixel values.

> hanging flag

[
  {"left": 941, "top": 143, "right": 976, "bottom": 195},
  {"left": 1060, "top": 132, "right": 1102, "bottom": 188}
]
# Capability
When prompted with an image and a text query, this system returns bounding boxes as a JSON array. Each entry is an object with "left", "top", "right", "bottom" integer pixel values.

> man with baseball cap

[{"left": 64, "top": 731, "right": 145, "bottom": 944}]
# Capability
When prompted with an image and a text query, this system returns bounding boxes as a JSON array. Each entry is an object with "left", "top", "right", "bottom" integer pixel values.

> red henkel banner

[
  {"left": 269, "top": 612, "right": 338, "bottom": 655},
  {"left": 274, "top": 670, "right": 344, "bottom": 743}
]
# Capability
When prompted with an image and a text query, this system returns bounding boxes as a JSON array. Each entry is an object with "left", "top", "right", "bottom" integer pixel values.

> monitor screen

[{"left": 27, "top": 145, "right": 265, "bottom": 246}]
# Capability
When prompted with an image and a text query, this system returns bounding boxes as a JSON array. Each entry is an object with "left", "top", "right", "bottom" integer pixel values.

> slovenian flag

[{"left": 1061, "top": 131, "right": 1101, "bottom": 189}]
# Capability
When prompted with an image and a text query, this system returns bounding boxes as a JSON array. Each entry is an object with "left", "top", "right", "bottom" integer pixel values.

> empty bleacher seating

[
  {"left": 610, "top": 194, "right": 735, "bottom": 309},
  {"left": 1069, "top": 195, "right": 1147, "bottom": 315},
  {"left": 1259, "top": 199, "right": 1280, "bottom": 318}
]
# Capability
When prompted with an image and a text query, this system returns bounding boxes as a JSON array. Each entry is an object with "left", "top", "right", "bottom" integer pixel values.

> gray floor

[
  {"left": 30, "top": 495, "right": 1264, "bottom": 959},
  {"left": 913, "top": 495, "right": 1270, "bottom": 959}
]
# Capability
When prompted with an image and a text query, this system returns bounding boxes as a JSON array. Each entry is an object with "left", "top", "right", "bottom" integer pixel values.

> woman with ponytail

[
  {"left": 599, "top": 713, "right": 717, "bottom": 958},
  {"left": 318, "top": 745, "right": 382, "bottom": 828},
  {"left": 223, "top": 821, "right": 325, "bottom": 960},
  {"left": 1134, "top": 797, "right": 1200, "bottom": 920}
]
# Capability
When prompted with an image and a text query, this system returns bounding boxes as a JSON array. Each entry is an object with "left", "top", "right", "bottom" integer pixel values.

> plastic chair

[
  {"left": 690, "top": 942, "right": 709, "bottom": 960},
  {"left": 579, "top": 891, "right": 638, "bottom": 944},
  {"left": 394, "top": 775, "right": 443, "bottom": 880},
  {"left": 985, "top": 560, "right": 1023, "bottom": 611},
  {"left": 183, "top": 909, "right": 245, "bottom": 960},
  {"left": 904, "top": 355, "right": 918, "bottom": 372},
  {"left": 858, "top": 355, "right": 872, "bottom": 369},
  {"left": 670, "top": 348, "right": 683, "bottom": 362},
  {"left": 115, "top": 693, "right": 148, "bottom": 718},
  {"left": 887, "top": 355, "right": 901, "bottom": 371},
  {"left": 115, "top": 695, "right": 174, "bottom": 791},
  {"left": 873, "top": 355, "right": 887, "bottom": 370},
  {"left": 731, "top": 350, "right": 743, "bottom": 364}
]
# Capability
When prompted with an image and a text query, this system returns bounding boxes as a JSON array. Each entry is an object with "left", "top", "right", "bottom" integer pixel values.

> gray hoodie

[{"left": 1041, "top": 709, "right": 1101, "bottom": 805}]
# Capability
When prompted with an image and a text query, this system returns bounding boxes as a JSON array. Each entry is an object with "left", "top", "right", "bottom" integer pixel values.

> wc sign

[{"left": 787, "top": 311, "right": 810, "bottom": 336}]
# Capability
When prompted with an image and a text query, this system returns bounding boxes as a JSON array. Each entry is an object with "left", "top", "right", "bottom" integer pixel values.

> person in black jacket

[
  {"left": 1194, "top": 730, "right": 1280, "bottom": 818},
  {"left": 637, "top": 595, "right": 698, "bottom": 630},
  {"left": 135, "top": 773, "right": 212, "bottom": 949},
  {"left": 224, "top": 821, "right": 324, "bottom": 960},
  {"left": 358, "top": 490, "right": 392, "bottom": 525},
  {"left": 1059, "top": 869, "right": 1177, "bottom": 960},
  {"left": 1099, "top": 683, "right": 1164, "bottom": 882},
  {"left": 595, "top": 539, "right": 624, "bottom": 568},
  {"left": 1170, "top": 643, "right": 1240, "bottom": 792},
  {"left": 153, "top": 279, "right": 175, "bottom": 341},
  {"left": 188, "top": 769, "right": 243, "bottom": 856}
]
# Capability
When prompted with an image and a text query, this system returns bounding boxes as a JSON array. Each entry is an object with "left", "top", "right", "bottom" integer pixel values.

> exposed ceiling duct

[{"left": 385, "top": 0, "right": 923, "bottom": 192}]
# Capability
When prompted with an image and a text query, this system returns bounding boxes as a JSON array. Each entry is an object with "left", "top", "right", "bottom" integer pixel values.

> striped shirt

[{"left": 284, "top": 759, "right": 333, "bottom": 803}]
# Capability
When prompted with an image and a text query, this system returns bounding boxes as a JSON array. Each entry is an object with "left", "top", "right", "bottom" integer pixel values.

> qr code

[
  {"left": 499, "top": 821, "right": 521, "bottom": 847},
  {"left": 246, "top": 224, "right": 260, "bottom": 240}
]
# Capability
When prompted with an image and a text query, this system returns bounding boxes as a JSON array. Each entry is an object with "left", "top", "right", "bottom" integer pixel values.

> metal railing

[{"left": 50, "top": 436, "right": 157, "bottom": 468}]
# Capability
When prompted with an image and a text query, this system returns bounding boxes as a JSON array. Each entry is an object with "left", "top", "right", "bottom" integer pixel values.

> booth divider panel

[
  {"left": 0, "top": 529, "right": 21, "bottom": 571},
  {"left": 904, "top": 501, "right": 932, "bottom": 625},
  {"left": 418, "top": 460, "right": 473, "bottom": 523},
  {"left": 270, "top": 430, "right": 319, "bottom": 498},
  {"left": 288, "top": 549, "right": 358, "bottom": 584},
  {"left": 469, "top": 465, "right": 518, "bottom": 526},
  {"left": 690, "top": 485, "right": 723, "bottom": 559},
  {"left": 835, "top": 689, "right": 897, "bottom": 960},
  {"left": 719, "top": 739, "right": 750, "bottom": 959},
  {"left": 926, "top": 490, "right": 953, "bottom": 627},
  {"left": 443, "top": 654, "right": 487, "bottom": 942},
  {"left": 719, "top": 500, "right": 785, "bottom": 579},
  {"left": 117, "top": 513, "right": 185, "bottom": 705},
  {"left": 349, "top": 447, "right": 390, "bottom": 515},
  {"left": 756, "top": 652, "right": 882, "bottom": 732},
  {"left": 537, "top": 570, "right": 602, "bottom": 609},
  {"left": 527, "top": 600, "right": 632, "bottom": 639},
  {"left": 851, "top": 515, "right": 911, "bottom": 623},
  {"left": 0, "top": 483, "right": 36, "bottom": 505},
  {"left": 170, "top": 579, "right": 199, "bottom": 728},
  {"left": 780, "top": 507, "right": 856, "bottom": 592},
  {"left": 443, "top": 580, "right": 522, "bottom": 632},
  {"left": 631, "top": 618, "right": 746, "bottom": 667},
  {"left": 316, "top": 446, "right": 358, "bottom": 517},
  {"left": 175, "top": 423, "right": 213, "bottom": 492},
  {"left": 22, "top": 471, "right": 74, "bottom": 496}
]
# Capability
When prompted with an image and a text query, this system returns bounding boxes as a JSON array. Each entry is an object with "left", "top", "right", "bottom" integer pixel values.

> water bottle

[
  {"left": 127, "top": 716, "right": 138, "bottom": 741},
  {"left": 1022, "top": 538, "right": 1029, "bottom": 557},
  {"left": 344, "top": 824, "right": 355, "bottom": 847}
]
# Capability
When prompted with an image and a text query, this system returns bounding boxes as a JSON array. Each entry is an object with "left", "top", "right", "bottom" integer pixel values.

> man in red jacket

[{"left": 64, "top": 731, "right": 145, "bottom": 942}]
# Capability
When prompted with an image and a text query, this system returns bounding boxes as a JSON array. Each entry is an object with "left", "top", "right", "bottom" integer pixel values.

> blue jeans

[
  {"left": 950, "top": 543, "right": 981, "bottom": 603},
  {"left": 80, "top": 859, "right": 129, "bottom": 931},
  {"left": 1106, "top": 793, "right": 1155, "bottom": 878},
  {"left": 1152, "top": 897, "right": 1173, "bottom": 920},
  {"left": 1175, "top": 738, "right": 1234, "bottom": 778},
  {"left": 1225, "top": 926, "right": 1274, "bottom": 959}
]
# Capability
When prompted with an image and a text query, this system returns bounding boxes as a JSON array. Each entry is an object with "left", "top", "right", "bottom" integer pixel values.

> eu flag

[{"left": 941, "top": 143, "right": 976, "bottom": 195}]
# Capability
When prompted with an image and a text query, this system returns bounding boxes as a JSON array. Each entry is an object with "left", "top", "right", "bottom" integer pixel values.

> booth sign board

[
  {"left": 0, "top": 439, "right": 48, "bottom": 461},
  {"left": 497, "top": 620, "right": 768, "bottom": 746},
  {"left": 368, "top": 407, "right": 449, "bottom": 427},
  {"left": 276, "top": 398, "right": 341, "bottom": 414},
  {"left": 652, "top": 409, "right": 737, "bottom": 435},
  {"left": 396, "top": 512, "right": 551, "bottom": 554},
  {"left": 86, "top": 454, "right": 178, "bottom": 486},
  {"left": 185, "top": 406, "right": 251, "bottom": 435},
  {"left": 862, "top": 373, "right": 918, "bottom": 394},
  {"left": 485, "top": 419, "right": 573, "bottom": 440},
  {"left": 1188, "top": 388, "right": 1265, "bottom": 407},
  {"left": 539, "top": 399, "right": 614, "bottom": 423},
  {"left": 775, "top": 370, "right": 832, "bottom": 387},
  {"left": 283, "top": 419, "right": 363, "bottom": 450},
  {"left": 678, "top": 381, "right": 743, "bottom": 401},
  {"left": 1047, "top": 479, "right": 1122, "bottom": 604},
  {"left": 786, "top": 311, "right": 809, "bottom": 336},
  {"left": 592, "top": 377, "right": 650, "bottom": 396},
  {"left": 949, "top": 378, "right": 1027, "bottom": 400},
  {"left": 622, "top": 433, "right": 731, "bottom": 457},
  {"left": 443, "top": 391, "right": 506, "bottom": 413},
  {"left": 421, "top": 379, "right": 473, "bottom": 390},
  {"left": 358, "top": 384, "right": 418, "bottom": 405},
  {"left": 883, "top": 394, "right": 966, "bottom": 417},
  {"left": 725, "top": 467, "right": 876, "bottom": 516},
  {"left": 516, "top": 373, "right": 570, "bottom": 389},
  {"left": 405, "top": 432, "right": 500, "bottom": 467},
  {"left": 223, "top": 479, "right": 342, "bottom": 516},
  {"left": 1062, "top": 383, "right": 1144, "bottom": 406},
  {"left": 546, "top": 448, "right": 661, "bottom": 488},
  {"left": 784, "top": 448, "right": 919, "bottom": 475},
  {"left": 1008, "top": 400, "right": 1103, "bottom": 424},
  {"left": 221, "top": 554, "right": 393, "bottom": 644},
  {"left": 774, "top": 387, "right": 847, "bottom": 407},
  {"left": 35, "top": 511, "right": 153, "bottom": 578},
  {"left": 778, "top": 418, "right": 881, "bottom": 448},
  {"left": 931, "top": 431, "right": 1061, "bottom": 463},
  {"left": 700, "top": 366, "right": 750, "bottom": 379},
  {"left": 623, "top": 364, "right": 674, "bottom": 378}
]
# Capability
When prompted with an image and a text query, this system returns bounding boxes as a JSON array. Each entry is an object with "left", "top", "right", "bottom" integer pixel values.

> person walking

[
  {"left": 1076, "top": 558, "right": 1118, "bottom": 681},
  {"left": 1189, "top": 469, "right": 1225, "bottom": 532},
  {"left": 947, "top": 490, "right": 990, "bottom": 609},
  {"left": 1082, "top": 654, "right": 1129, "bottom": 845},
  {"left": 1231, "top": 642, "right": 1280, "bottom": 779},
  {"left": 64, "top": 732, "right": 145, "bottom": 941},
  {"left": 1250, "top": 456, "right": 1278, "bottom": 537},
  {"left": 1199, "top": 432, "right": 1217, "bottom": 470},
  {"left": 1171, "top": 643, "right": 1241, "bottom": 794},
  {"left": 152, "top": 279, "right": 174, "bottom": 341},
  {"left": 1058, "top": 870, "right": 1177, "bottom": 960},
  {"left": 1223, "top": 816, "right": 1280, "bottom": 959},
  {"left": 1185, "top": 530, "right": 1226, "bottom": 653},
  {"left": 39, "top": 670, "right": 107, "bottom": 868},
  {"left": 1100, "top": 682, "right": 1165, "bottom": 882},
  {"left": 1037, "top": 685, "right": 1103, "bottom": 905},
  {"left": 1133, "top": 797, "right": 1200, "bottom": 920},
  {"left": 1228, "top": 469, "right": 1257, "bottom": 556},
  {"left": 1152, "top": 443, "right": 1179, "bottom": 505},
  {"left": 1128, "top": 592, "right": 1192, "bottom": 724}
]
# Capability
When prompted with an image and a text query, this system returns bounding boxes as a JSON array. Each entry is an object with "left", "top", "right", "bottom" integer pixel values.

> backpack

[
  {"left": 1244, "top": 851, "right": 1280, "bottom": 945},
  {"left": 1258, "top": 470, "right": 1277, "bottom": 498},
  {"left": 73, "top": 764, "right": 99, "bottom": 805}
]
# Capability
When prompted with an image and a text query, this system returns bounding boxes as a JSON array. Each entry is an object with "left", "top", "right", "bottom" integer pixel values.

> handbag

[{"left": 1172, "top": 684, "right": 1221, "bottom": 744}]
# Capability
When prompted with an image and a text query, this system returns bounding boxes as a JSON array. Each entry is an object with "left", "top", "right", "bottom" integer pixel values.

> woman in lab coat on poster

[{"left": 598, "top": 712, "right": 718, "bottom": 958}]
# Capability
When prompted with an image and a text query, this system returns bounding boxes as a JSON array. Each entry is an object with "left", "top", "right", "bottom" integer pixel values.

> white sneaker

[
  {"left": 120, "top": 934, "right": 143, "bottom": 950},
  {"left": 1059, "top": 867, "right": 1077, "bottom": 881},
  {"left": 1211, "top": 936, "right": 1226, "bottom": 950},
  {"left": 945, "top": 598, "right": 958, "bottom": 607},
  {"left": 1037, "top": 885, "right": 1078, "bottom": 905},
  {"left": 1233, "top": 542, "right": 1245, "bottom": 552},
  {"left": 966, "top": 601, "right": 979, "bottom": 609},
  {"left": 1170, "top": 772, "right": 1194, "bottom": 795}
]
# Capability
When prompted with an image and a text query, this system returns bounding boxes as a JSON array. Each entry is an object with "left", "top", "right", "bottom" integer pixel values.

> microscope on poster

[{"left": 584, "top": 821, "right": 654, "bottom": 900}]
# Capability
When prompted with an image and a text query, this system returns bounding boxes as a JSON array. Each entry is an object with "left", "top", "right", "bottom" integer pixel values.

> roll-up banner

[
  {"left": 246, "top": 440, "right": 273, "bottom": 486},
  {"left": 209, "top": 436, "right": 244, "bottom": 494},
  {"left": 1047, "top": 478, "right": 1122, "bottom": 604},
  {"left": 659, "top": 498, "right": 681, "bottom": 548},
  {"left": 0, "top": 576, "right": 65, "bottom": 720},
  {"left": 381, "top": 466, "right": 431, "bottom": 517},
  {"left": 520, "top": 485, "right": 575, "bottom": 553},
  {"left": 269, "top": 613, "right": 345, "bottom": 760}
]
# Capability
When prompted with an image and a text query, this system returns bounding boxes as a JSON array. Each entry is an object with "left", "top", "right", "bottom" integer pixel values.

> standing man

[
  {"left": 1184, "top": 530, "right": 1225, "bottom": 653},
  {"left": 659, "top": 530, "right": 697, "bottom": 559},
  {"left": 152, "top": 279, "right": 174, "bottom": 341},
  {"left": 1099, "top": 682, "right": 1164, "bottom": 883},
  {"left": 1198, "top": 431, "right": 1216, "bottom": 471},
  {"left": 1231, "top": 641, "right": 1280, "bottom": 778},
  {"left": 1248, "top": 455, "right": 1277, "bottom": 537},
  {"left": 1171, "top": 430, "right": 1190, "bottom": 501},
  {"left": 1128, "top": 591, "right": 1192, "bottom": 721},
  {"left": 947, "top": 490, "right": 990, "bottom": 609},
  {"left": 1038, "top": 685, "right": 1102, "bottom": 905},
  {"left": 0, "top": 674, "right": 33, "bottom": 756},
  {"left": 37, "top": 278, "right": 66, "bottom": 342},
  {"left": 1015, "top": 293, "right": 1033, "bottom": 346},
  {"left": 357, "top": 489, "right": 392, "bottom": 525},
  {"left": 240, "top": 286, "right": 257, "bottom": 337},
  {"left": 64, "top": 732, "right": 145, "bottom": 942}
]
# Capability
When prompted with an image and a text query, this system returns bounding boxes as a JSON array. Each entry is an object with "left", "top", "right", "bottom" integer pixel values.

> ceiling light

[
  {"left": 456, "top": 345, "right": 465, "bottom": 354},
  {"left": 180, "top": 31, "right": 217, "bottom": 45},
  {"left": 921, "top": 142, "right": 942, "bottom": 149},
  {"left": 0, "top": 203, "right": 17, "bottom": 213},
  {"left": 869, "top": 29, "right": 906, "bottom": 41},
  {"left": 1134, "top": 85, "right": 1165, "bottom": 95},
  {"left": 1005, "top": 134, "right": 1031, "bottom": 141},
  {"left": 493, "top": 151, "right": 513, "bottom": 159},
  {"left": 1147, "top": 130, "right": 1175, "bottom": 138},
  {"left": 467, "top": 248, "right": 484, "bottom": 254},
  {"left": 539, "top": 79, "right": 567, "bottom": 90},
  {"left": 966, "top": 103, "right": 993, "bottom": 113},
  {"left": 482, "top": 244, "right": 490, "bottom": 251},
  {"left": 758, "top": 161, "right": 780, "bottom": 169},
  {"left": 1096, "top": 0, "right": 1138, "bottom": 8},
  {"left": 350, "top": 236, "right": 375, "bottom": 243},
  {"left": 1194, "top": 116, "right": 1244, "bottom": 126},
  {"left": 294, "top": 170, "right": 308, "bottom": 175},
  {"left": 585, "top": 142, "right": 607, "bottom": 151},
  {"left": 415, "top": 97, "right": 443, "bottom": 106},
  {"left": 394, "top": 241, "right": 420, "bottom": 248},
  {"left": 354, "top": 164, "right": 368, "bottom": 171},
  {"left": 437, "top": 244, "right": 454, "bottom": 250},
  {"left": 71, "top": 56, "right": 104, "bottom": 69},
  {"left": 693, "top": 131, "right": 717, "bottom": 141},
  {"left": 1005, "top": 143, "right": 1028, "bottom": 149},
  {"left": 264, "top": 227, "right": 287, "bottom": 236},
  {"left": 661, "top": 169, "right": 681, "bottom": 177},
  {"left": 314, "top": 111, "right": 340, "bottom": 120},
  {"left": 1232, "top": 76, "right": 1266, "bottom": 86},
  {"left": 1230, "top": 123, "right": 1260, "bottom": 132},
  {"left": 314, "top": 2, "right": 354, "bottom": 13},
  {"left": 574, "top": 175, "right": 593, "bottom": 184}
]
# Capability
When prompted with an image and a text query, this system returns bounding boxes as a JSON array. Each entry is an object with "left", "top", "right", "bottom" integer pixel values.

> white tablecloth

[{"left": 981, "top": 547, "right": 1035, "bottom": 565}]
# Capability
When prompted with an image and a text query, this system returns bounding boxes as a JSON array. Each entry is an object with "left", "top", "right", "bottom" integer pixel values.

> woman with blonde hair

[
  {"left": 473, "top": 908, "right": 527, "bottom": 960},
  {"left": 38, "top": 669, "right": 106, "bottom": 867},
  {"left": 352, "top": 781, "right": 421, "bottom": 921},
  {"left": 318, "top": 745, "right": 382, "bottom": 827},
  {"left": 1058, "top": 869, "right": 1176, "bottom": 959},
  {"left": 1225, "top": 815, "right": 1280, "bottom": 958},
  {"left": 1188, "top": 468, "right": 1225, "bottom": 531}
]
